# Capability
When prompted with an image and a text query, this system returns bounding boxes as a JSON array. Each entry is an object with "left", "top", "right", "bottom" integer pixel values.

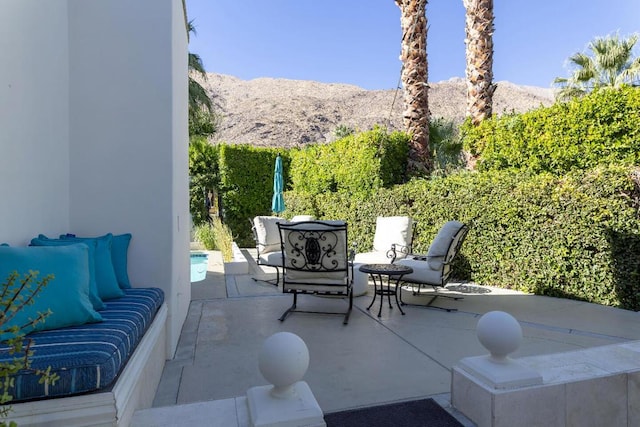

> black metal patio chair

[{"left": 277, "top": 220, "right": 353, "bottom": 324}]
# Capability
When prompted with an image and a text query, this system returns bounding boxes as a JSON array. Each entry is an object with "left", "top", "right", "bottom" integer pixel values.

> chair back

[
  {"left": 251, "top": 216, "right": 283, "bottom": 256},
  {"left": 372, "top": 216, "right": 414, "bottom": 254},
  {"left": 278, "top": 220, "right": 351, "bottom": 293},
  {"left": 440, "top": 223, "right": 469, "bottom": 284}
]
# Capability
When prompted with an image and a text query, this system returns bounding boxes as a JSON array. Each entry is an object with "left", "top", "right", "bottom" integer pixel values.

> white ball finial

[
  {"left": 258, "top": 332, "right": 310, "bottom": 398},
  {"left": 476, "top": 311, "right": 522, "bottom": 363}
]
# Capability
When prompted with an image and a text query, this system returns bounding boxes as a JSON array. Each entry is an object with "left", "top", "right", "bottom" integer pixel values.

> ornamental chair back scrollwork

[{"left": 277, "top": 220, "right": 353, "bottom": 324}]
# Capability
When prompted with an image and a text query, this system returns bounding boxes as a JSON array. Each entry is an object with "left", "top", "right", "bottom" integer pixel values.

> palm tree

[
  {"left": 554, "top": 33, "right": 640, "bottom": 101},
  {"left": 463, "top": 0, "right": 495, "bottom": 125},
  {"left": 188, "top": 21, "right": 217, "bottom": 137},
  {"left": 395, "top": 0, "right": 431, "bottom": 174}
]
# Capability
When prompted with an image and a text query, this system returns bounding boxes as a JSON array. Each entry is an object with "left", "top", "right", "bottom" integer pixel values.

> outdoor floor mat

[{"left": 324, "top": 398, "right": 464, "bottom": 427}]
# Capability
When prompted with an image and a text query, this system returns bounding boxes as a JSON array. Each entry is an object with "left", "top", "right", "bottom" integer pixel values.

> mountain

[{"left": 202, "top": 73, "right": 554, "bottom": 148}]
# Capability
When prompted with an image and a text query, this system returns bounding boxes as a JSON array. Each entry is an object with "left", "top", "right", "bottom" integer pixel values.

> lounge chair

[
  {"left": 250, "top": 216, "right": 284, "bottom": 285},
  {"left": 395, "top": 221, "right": 469, "bottom": 311}
]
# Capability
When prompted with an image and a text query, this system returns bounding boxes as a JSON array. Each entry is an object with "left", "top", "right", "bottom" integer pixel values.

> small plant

[
  {"left": 429, "top": 117, "right": 465, "bottom": 177},
  {"left": 193, "top": 223, "right": 216, "bottom": 250},
  {"left": 333, "top": 124, "right": 355, "bottom": 140},
  {"left": 0, "top": 271, "right": 59, "bottom": 426},
  {"left": 212, "top": 218, "right": 235, "bottom": 263},
  {"left": 194, "top": 218, "right": 235, "bottom": 262}
]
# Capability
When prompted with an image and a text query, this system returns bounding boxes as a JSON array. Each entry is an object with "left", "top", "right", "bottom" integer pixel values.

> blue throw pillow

[
  {"left": 0, "top": 245, "right": 103, "bottom": 341},
  {"left": 59, "top": 234, "right": 124, "bottom": 300},
  {"left": 111, "top": 233, "right": 132, "bottom": 289},
  {"left": 30, "top": 238, "right": 105, "bottom": 311}
]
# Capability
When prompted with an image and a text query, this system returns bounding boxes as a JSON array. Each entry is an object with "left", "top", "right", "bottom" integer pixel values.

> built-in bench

[
  {"left": 0, "top": 288, "right": 163, "bottom": 402},
  {"left": 1, "top": 288, "right": 167, "bottom": 427},
  {"left": 0, "top": 237, "right": 169, "bottom": 427}
]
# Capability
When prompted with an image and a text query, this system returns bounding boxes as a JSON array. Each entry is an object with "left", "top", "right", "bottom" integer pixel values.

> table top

[{"left": 359, "top": 263, "right": 413, "bottom": 275}]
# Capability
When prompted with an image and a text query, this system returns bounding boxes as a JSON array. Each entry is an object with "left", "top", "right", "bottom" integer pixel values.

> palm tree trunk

[
  {"left": 464, "top": 0, "right": 495, "bottom": 125},
  {"left": 395, "top": 0, "right": 431, "bottom": 174}
]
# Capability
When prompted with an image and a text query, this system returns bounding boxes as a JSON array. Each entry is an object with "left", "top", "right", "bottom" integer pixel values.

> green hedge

[
  {"left": 217, "top": 144, "right": 285, "bottom": 246},
  {"left": 462, "top": 86, "right": 640, "bottom": 173},
  {"left": 285, "top": 165, "right": 640, "bottom": 310},
  {"left": 189, "top": 138, "right": 219, "bottom": 226},
  {"left": 212, "top": 129, "right": 410, "bottom": 246},
  {"left": 289, "top": 127, "right": 410, "bottom": 196}
]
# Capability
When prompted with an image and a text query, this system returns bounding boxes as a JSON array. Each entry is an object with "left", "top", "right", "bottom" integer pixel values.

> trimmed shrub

[
  {"left": 462, "top": 86, "right": 640, "bottom": 173},
  {"left": 217, "top": 144, "right": 284, "bottom": 246},
  {"left": 287, "top": 165, "right": 640, "bottom": 310},
  {"left": 288, "top": 127, "right": 410, "bottom": 197},
  {"left": 215, "top": 129, "right": 410, "bottom": 247},
  {"left": 189, "top": 138, "right": 219, "bottom": 227}
]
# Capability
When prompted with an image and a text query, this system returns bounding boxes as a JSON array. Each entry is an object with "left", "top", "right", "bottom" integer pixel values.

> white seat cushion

[
  {"left": 258, "top": 250, "right": 282, "bottom": 267},
  {"left": 254, "top": 216, "right": 284, "bottom": 254},
  {"left": 395, "top": 258, "right": 443, "bottom": 285}
]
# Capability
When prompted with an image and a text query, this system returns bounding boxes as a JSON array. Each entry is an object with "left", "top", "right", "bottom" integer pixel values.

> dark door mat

[{"left": 324, "top": 398, "right": 464, "bottom": 427}]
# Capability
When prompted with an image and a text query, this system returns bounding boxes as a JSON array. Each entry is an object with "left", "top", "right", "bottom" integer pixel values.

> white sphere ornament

[
  {"left": 258, "top": 332, "right": 310, "bottom": 398},
  {"left": 476, "top": 311, "right": 522, "bottom": 363}
]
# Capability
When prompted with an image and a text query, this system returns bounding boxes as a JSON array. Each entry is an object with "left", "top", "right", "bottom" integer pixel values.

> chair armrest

[
  {"left": 348, "top": 247, "right": 356, "bottom": 263},
  {"left": 389, "top": 243, "right": 412, "bottom": 263},
  {"left": 403, "top": 253, "right": 448, "bottom": 271},
  {"left": 407, "top": 253, "right": 429, "bottom": 261}
]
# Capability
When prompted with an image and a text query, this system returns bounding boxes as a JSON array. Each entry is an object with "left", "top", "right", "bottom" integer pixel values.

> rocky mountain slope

[{"left": 202, "top": 73, "right": 555, "bottom": 148}]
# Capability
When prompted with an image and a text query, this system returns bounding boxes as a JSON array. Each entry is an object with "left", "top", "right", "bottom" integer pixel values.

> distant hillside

[{"left": 201, "top": 73, "right": 554, "bottom": 148}]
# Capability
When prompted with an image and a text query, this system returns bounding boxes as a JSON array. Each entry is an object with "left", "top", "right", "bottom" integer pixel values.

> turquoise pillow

[
  {"left": 0, "top": 245, "right": 103, "bottom": 341},
  {"left": 30, "top": 239, "right": 105, "bottom": 310},
  {"left": 111, "top": 233, "right": 132, "bottom": 289},
  {"left": 59, "top": 234, "right": 124, "bottom": 300}
]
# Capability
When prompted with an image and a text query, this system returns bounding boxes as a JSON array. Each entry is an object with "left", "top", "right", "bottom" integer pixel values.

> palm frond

[
  {"left": 554, "top": 86, "right": 587, "bottom": 102},
  {"left": 188, "top": 19, "right": 197, "bottom": 37},
  {"left": 553, "top": 32, "right": 640, "bottom": 100},
  {"left": 189, "top": 79, "right": 213, "bottom": 113},
  {"left": 189, "top": 52, "right": 206, "bottom": 77}
]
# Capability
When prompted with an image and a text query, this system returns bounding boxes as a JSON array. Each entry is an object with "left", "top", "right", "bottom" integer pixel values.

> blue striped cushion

[{"left": 0, "top": 288, "right": 164, "bottom": 402}]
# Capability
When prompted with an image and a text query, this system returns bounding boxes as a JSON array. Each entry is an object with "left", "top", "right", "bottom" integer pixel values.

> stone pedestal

[
  {"left": 246, "top": 382, "right": 326, "bottom": 427},
  {"left": 457, "top": 355, "right": 542, "bottom": 390},
  {"left": 246, "top": 332, "right": 326, "bottom": 427}
]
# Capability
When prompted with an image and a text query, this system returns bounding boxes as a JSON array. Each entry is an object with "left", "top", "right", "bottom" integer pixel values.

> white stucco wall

[
  {"left": 0, "top": 0, "right": 189, "bottom": 356},
  {"left": 67, "top": 0, "right": 189, "bottom": 356},
  {"left": 171, "top": 0, "right": 192, "bottom": 348},
  {"left": 0, "top": 0, "right": 71, "bottom": 244}
]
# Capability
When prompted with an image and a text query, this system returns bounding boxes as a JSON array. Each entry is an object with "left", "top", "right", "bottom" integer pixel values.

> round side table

[{"left": 359, "top": 263, "right": 413, "bottom": 317}]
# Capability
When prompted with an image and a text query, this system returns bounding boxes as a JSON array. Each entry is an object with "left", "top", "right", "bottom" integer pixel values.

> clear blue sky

[{"left": 186, "top": 0, "right": 640, "bottom": 90}]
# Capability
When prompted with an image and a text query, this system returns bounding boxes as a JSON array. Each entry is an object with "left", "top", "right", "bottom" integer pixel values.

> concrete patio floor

[{"left": 149, "top": 249, "right": 640, "bottom": 425}]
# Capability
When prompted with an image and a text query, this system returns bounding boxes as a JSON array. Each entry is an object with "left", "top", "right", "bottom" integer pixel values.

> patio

[{"left": 143, "top": 248, "right": 640, "bottom": 425}]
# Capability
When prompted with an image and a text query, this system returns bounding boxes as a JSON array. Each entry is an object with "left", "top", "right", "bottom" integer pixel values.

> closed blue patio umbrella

[{"left": 271, "top": 155, "right": 285, "bottom": 214}]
